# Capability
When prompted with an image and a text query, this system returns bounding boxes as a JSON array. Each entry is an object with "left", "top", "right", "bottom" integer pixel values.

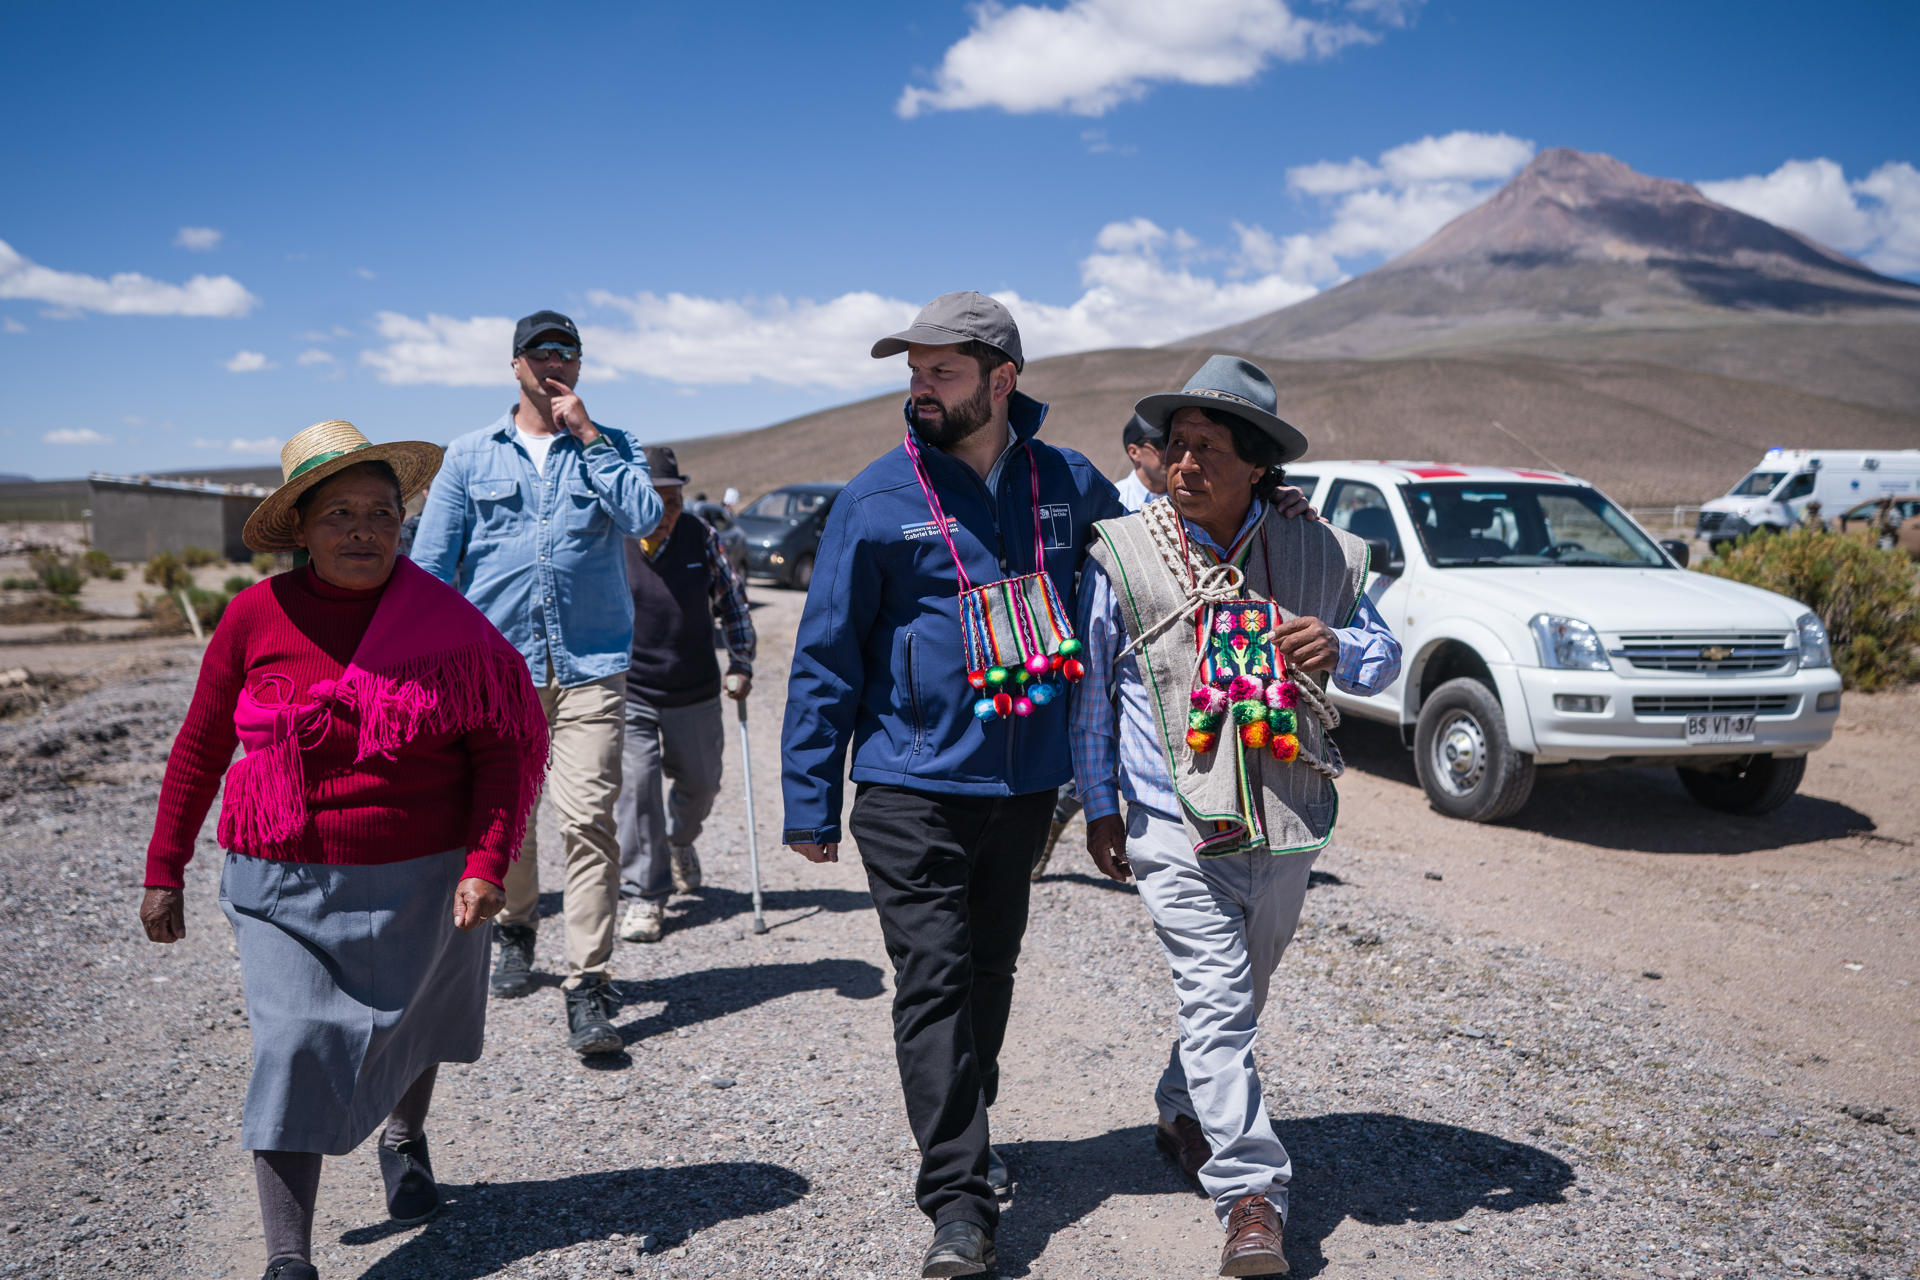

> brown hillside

[{"left": 669, "top": 345, "right": 1920, "bottom": 511}]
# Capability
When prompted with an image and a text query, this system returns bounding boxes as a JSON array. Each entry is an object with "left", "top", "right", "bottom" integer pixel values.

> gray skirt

[{"left": 220, "top": 846, "right": 488, "bottom": 1155}]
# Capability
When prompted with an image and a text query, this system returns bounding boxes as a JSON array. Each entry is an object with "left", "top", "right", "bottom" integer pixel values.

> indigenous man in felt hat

[
  {"left": 1070, "top": 356, "right": 1401, "bottom": 1277},
  {"left": 780, "top": 291, "right": 1124, "bottom": 1277},
  {"left": 412, "top": 310, "right": 661, "bottom": 1059},
  {"left": 614, "top": 445, "right": 755, "bottom": 945}
]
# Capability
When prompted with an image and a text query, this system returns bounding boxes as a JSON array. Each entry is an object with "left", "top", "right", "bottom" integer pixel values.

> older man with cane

[{"left": 1071, "top": 356, "right": 1401, "bottom": 1276}]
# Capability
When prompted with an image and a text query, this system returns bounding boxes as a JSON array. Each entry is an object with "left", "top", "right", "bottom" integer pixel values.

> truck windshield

[
  {"left": 1402, "top": 483, "right": 1669, "bottom": 568},
  {"left": 1729, "top": 470, "right": 1786, "bottom": 497}
]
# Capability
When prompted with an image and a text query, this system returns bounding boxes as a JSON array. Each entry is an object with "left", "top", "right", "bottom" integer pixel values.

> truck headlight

[
  {"left": 1795, "top": 612, "right": 1832, "bottom": 669},
  {"left": 1530, "top": 615, "right": 1612, "bottom": 671}
]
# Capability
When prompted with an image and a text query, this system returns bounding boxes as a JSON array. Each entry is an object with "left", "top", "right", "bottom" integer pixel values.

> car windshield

[
  {"left": 741, "top": 490, "right": 828, "bottom": 520},
  {"left": 1729, "top": 470, "right": 1786, "bottom": 497},
  {"left": 1402, "top": 482, "right": 1668, "bottom": 568}
]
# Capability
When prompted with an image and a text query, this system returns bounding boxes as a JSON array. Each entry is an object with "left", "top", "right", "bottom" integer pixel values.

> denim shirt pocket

[
  {"left": 564, "top": 474, "right": 609, "bottom": 536},
  {"left": 468, "top": 477, "right": 522, "bottom": 543}
]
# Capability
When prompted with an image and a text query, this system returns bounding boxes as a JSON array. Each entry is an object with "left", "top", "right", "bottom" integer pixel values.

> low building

[{"left": 88, "top": 474, "right": 272, "bottom": 562}]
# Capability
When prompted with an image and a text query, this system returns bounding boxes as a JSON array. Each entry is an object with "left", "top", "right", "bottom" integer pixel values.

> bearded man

[{"left": 780, "top": 292, "right": 1122, "bottom": 1277}]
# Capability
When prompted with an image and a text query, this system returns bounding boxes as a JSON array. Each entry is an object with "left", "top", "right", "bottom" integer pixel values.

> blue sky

[{"left": 2, "top": 0, "right": 1916, "bottom": 479}]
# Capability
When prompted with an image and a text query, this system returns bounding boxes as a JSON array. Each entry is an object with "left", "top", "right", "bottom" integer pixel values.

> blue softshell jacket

[{"left": 780, "top": 391, "right": 1124, "bottom": 844}]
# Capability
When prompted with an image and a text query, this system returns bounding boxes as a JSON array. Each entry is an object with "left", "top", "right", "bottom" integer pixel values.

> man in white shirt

[{"left": 1114, "top": 412, "right": 1169, "bottom": 513}]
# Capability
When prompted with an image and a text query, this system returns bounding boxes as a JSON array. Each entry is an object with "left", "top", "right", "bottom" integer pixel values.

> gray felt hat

[
  {"left": 871, "top": 291, "right": 1024, "bottom": 371},
  {"left": 1134, "top": 355, "right": 1309, "bottom": 464}
]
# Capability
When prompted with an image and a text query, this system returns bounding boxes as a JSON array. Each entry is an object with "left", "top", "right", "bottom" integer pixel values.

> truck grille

[
  {"left": 1611, "top": 633, "right": 1795, "bottom": 674},
  {"left": 1696, "top": 511, "right": 1728, "bottom": 533},
  {"left": 1633, "top": 695, "right": 1798, "bottom": 716}
]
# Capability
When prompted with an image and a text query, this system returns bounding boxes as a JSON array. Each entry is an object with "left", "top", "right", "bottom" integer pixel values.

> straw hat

[{"left": 242, "top": 420, "right": 444, "bottom": 553}]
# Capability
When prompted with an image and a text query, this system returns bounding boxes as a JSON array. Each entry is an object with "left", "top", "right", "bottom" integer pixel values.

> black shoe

[
  {"left": 564, "top": 977, "right": 622, "bottom": 1056},
  {"left": 922, "top": 1221, "right": 995, "bottom": 1278},
  {"left": 491, "top": 924, "right": 537, "bottom": 999},
  {"left": 377, "top": 1135, "right": 439, "bottom": 1225},
  {"left": 263, "top": 1260, "right": 319, "bottom": 1280},
  {"left": 986, "top": 1145, "right": 1013, "bottom": 1199}
]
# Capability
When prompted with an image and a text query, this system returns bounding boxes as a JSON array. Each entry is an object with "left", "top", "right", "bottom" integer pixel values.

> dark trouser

[{"left": 848, "top": 783, "right": 1055, "bottom": 1234}]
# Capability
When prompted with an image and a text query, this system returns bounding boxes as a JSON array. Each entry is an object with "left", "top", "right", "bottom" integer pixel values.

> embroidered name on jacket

[{"left": 901, "top": 518, "right": 961, "bottom": 540}]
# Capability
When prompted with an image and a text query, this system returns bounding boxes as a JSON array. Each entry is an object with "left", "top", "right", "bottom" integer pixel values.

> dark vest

[{"left": 624, "top": 515, "right": 721, "bottom": 708}]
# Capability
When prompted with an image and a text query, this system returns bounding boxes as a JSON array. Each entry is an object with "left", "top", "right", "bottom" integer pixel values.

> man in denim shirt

[{"left": 412, "top": 309, "right": 661, "bottom": 1058}]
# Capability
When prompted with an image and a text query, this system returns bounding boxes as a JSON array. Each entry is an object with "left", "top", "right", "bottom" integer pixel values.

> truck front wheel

[
  {"left": 1413, "top": 676, "right": 1536, "bottom": 822},
  {"left": 1675, "top": 754, "right": 1805, "bottom": 815}
]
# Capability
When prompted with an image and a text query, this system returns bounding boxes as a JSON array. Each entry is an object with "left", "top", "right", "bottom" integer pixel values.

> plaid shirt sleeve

[
  {"left": 1331, "top": 593, "right": 1400, "bottom": 696},
  {"left": 703, "top": 523, "right": 756, "bottom": 676},
  {"left": 1068, "top": 560, "right": 1125, "bottom": 823}
]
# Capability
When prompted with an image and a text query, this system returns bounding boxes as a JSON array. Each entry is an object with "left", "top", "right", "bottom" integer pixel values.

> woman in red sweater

[{"left": 139, "top": 421, "right": 547, "bottom": 1280}]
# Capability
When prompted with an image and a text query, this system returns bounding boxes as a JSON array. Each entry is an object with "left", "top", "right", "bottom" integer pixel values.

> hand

[
  {"left": 140, "top": 887, "right": 186, "bottom": 944},
  {"left": 1271, "top": 484, "right": 1320, "bottom": 522},
  {"left": 725, "top": 673, "right": 752, "bottom": 702},
  {"left": 790, "top": 841, "right": 839, "bottom": 864},
  {"left": 1271, "top": 614, "right": 1338, "bottom": 673},
  {"left": 542, "top": 378, "right": 600, "bottom": 447},
  {"left": 453, "top": 877, "right": 505, "bottom": 930},
  {"left": 1085, "top": 814, "right": 1132, "bottom": 883}
]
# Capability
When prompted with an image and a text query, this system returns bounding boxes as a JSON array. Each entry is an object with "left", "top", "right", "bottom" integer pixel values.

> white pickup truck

[{"left": 1285, "top": 462, "right": 1843, "bottom": 822}]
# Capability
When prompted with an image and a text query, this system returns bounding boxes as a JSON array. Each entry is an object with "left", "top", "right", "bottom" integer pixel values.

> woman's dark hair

[
  {"left": 294, "top": 460, "right": 404, "bottom": 521},
  {"left": 1202, "top": 408, "right": 1289, "bottom": 503}
]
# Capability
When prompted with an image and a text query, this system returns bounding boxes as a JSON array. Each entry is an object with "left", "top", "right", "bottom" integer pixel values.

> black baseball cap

[
  {"left": 1122, "top": 412, "right": 1164, "bottom": 449},
  {"left": 513, "top": 310, "right": 581, "bottom": 355}
]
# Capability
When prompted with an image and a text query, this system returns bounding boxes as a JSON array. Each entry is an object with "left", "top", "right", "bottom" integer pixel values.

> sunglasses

[{"left": 518, "top": 342, "right": 581, "bottom": 362}]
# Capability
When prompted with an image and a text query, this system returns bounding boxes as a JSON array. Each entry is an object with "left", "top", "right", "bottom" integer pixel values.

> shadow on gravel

[
  {"left": 345, "top": 1160, "right": 809, "bottom": 1279},
  {"left": 607, "top": 958, "right": 886, "bottom": 1056},
  {"left": 1334, "top": 717, "right": 1875, "bottom": 855},
  {"left": 996, "top": 1113, "right": 1568, "bottom": 1278},
  {"left": 1031, "top": 871, "right": 1138, "bottom": 895},
  {"left": 672, "top": 884, "right": 872, "bottom": 932}
]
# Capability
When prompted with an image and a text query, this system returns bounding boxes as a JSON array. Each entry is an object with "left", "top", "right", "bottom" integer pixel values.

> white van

[{"left": 1697, "top": 448, "right": 1920, "bottom": 550}]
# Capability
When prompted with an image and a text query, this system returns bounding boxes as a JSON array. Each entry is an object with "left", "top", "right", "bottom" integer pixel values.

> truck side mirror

[
  {"left": 1365, "top": 537, "right": 1405, "bottom": 576},
  {"left": 1658, "top": 538, "right": 1691, "bottom": 568}
]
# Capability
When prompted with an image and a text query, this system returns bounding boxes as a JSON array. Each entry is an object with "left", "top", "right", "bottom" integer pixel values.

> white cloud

[
  {"left": 354, "top": 266, "right": 377, "bottom": 280},
  {"left": 0, "top": 239, "right": 257, "bottom": 317},
  {"left": 1698, "top": 158, "right": 1920, "bottom": 276},
  {"left": 122, "top": 415, "right": 146, "bottom": 426},
  {"left": 897, "top": 0, "right": 1401, "bottom": 118},
  {"left": 44, "top": 428, "right": 110, "bottom": 445},
  {"left": 361, "top": 313, "right": 514, "bottom": 386},
  {"left": 174, "top": 226, "right": 223, "bottom": 252},
  {"left": 296, "top": 348, "right": 336, "bottom": 365},
  {"left": 224, "top": 350, "right": 273, "bottom": 372},
  {"left": 2, "top": 317, "right": 22, "bottom": 333},
  {"left": 193, "top": 436, "right": 283, "bottom": 455}
]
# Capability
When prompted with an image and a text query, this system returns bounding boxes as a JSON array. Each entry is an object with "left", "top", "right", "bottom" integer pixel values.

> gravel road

[{"left": 2, "top": 591, "right": 1916, "bottom": 1280}]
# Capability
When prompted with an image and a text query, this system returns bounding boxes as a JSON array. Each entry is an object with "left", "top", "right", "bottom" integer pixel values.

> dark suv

[{"left": 737, "top": 483, "right": 843, "bottom": 589}]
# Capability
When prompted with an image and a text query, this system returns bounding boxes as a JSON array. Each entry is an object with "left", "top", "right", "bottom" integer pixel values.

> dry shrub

[
  {"left": 179, "top": 546, "right": 220, "bottom": 568},
  {"left": 1700, "top": 526, "right": 1920, "bottom": 690}
]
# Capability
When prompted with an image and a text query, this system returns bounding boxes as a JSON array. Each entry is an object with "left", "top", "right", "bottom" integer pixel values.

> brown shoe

[
  {"left": 1154, "top": 1113, "right": 1210, "bottom": 1186},
  {"left": 1218, "top": 1194, "right": 1287, "bottom": 1276}
]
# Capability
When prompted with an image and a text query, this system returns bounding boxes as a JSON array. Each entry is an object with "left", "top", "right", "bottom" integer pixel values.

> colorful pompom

[
  {"left": 968, "top": 669, "right": 988, "bottom": 691},
  {"left": 1186, "top": 728, "right": 1219, "bottom": 752},
  {"left": 1227, "top": 674, "right": 1264, "bottom": 702},
  {"left": 1049, "top": 652, "right": 1064, "bottom": 672},
  {"left": 986, "top": 666, "right": 1009, "bottom": 687},
  {"left": 1239, "top": 719, "right": 1272, "bottom": 749},
  {"left": 1231, "top": 700, "right": 1268, "bottom": 726},
  {"left": 1271, "top": 681, "right": 1298, "bottom": 709},
  {"left": 1028, "top": 682, "right": 1056, "bottom": 706},
  {"left": 1061, "top": 658, "right": 1086, "bottom": 682},
  {"left": 1025, "top": 653, "right": 1052, "bottom": 677},
  {"left": 1270, "top": 708, "right": 1297, "bottom": 736},
  {"left": 992, "top": 692, "right": 1013, "bottom": 717},
  {"left": 1271, "top": 732, "right": 1300, "bottom": 763},
  {"left": 1188, "top": 708, "right": 1223, "bottom": 733},
  {"left": 1013, "top": 666, "right": 1031, "bottom": 684},
  {"left": 1190, "top": 685, "right": 1230, "bottom": 714},
  {"left": 1012, "top": 696, "right": 1035, "bottom": 717},
  {"left": 1058, "top": 637, "right": 1084, "bottom": 657},
  {"left": 973, "top": 697, "right": 998, "bottom": 721}
]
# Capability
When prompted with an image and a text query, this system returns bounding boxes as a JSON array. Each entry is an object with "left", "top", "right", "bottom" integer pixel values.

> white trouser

[{"left": 1125, "top": 804, "right": 1317, "bottom": 1226}]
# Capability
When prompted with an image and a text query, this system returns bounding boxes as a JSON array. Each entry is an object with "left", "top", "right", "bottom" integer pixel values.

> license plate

[{"left": 1686, "top": 713, "right": 1755, "bottom": 744}]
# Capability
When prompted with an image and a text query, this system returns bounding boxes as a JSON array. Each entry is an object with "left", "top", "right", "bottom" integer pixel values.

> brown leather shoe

[
  {"left": 1154, "top": 1113, "right": 1210, "bottom": 1186},
  {"left": 1218, "top": 1194, "right": 1287, "bottom": 1276}
]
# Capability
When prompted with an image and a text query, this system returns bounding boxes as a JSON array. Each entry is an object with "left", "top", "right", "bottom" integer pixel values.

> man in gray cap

[{"left": 780, "top": 291, "right": 1122, "bottom": 1276}]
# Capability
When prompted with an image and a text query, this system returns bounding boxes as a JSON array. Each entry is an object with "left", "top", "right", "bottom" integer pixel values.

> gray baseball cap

[{"left": 871, "top": 291, "right": 1024, "bottom": 371}]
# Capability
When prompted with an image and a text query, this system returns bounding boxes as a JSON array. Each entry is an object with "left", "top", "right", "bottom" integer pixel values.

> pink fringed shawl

[{"left": 217, "top": 557, "right": 549, "bottom": 859}]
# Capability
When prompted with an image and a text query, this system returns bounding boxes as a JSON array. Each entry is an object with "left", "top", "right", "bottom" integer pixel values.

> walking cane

[{"left": 734, "top": 692, "right": 768, "bottom": 935}]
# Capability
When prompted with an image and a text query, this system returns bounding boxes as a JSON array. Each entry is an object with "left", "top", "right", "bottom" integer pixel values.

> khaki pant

[{"left": 500, "top": 672, "right": 625, "bottom": 988}]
